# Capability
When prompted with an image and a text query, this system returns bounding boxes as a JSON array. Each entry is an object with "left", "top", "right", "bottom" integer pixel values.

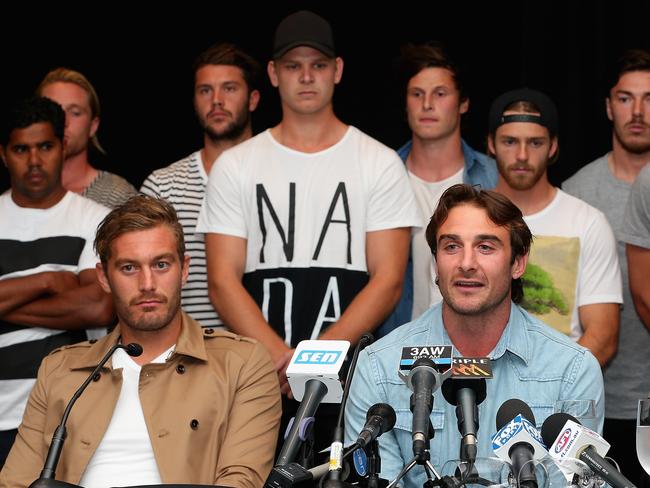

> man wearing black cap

[
  {"left": 490, "top": 88, "right": 622, "bottom": 366},
  {"left": 197, "top": 10, "right": 419, "bottom": 454}
]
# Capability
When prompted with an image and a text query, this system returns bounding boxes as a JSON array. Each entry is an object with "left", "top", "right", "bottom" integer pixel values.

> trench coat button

[
  {"left": 89, "top": 339, "right": 98, "bottom": 344},
  {"left": 190, "top": 419, "right": 199, "bottom": 430},
  {"left": 176, "top": 364, "right": 185, "bottom": 374},
  {"left": 92, "top": 373, "right": 101, "bottom": 382},
  {"left": 204, "top": 328, "right": 214, "bottom": 335}
]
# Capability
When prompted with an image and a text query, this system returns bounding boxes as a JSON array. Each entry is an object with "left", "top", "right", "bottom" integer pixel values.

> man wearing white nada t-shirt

[
  {"left": 196, "top": 10, "right": 420, "bottom": 456},
  {"left": 490, "top": 88, "right": 622, "bottom": 366}
]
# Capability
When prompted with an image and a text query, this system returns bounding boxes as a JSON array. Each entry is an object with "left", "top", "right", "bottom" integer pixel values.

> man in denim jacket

[
  {"left": 346, "top": 184, "right": 603, "bottom": 488},
  {"left": 378, "top": 43, "right": 498, "bottom": 337}
]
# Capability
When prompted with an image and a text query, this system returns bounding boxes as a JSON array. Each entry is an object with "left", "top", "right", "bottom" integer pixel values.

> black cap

[
  {"left": 272, "top": 10, "right": 335, "bottom": 59},
  {"left": 488, "top": 88, "right": 559, "bottom": 136}
]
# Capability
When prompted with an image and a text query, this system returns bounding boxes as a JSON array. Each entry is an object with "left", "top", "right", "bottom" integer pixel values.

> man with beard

[
  {"left": 0, "top": 195, "right": 281, "bottom": 488},
  {"left": 345, "top": 184, "right": 603, "bottom": 488},
  {"left": 490, "top": 88, "right": 622, "bottom": 367},
  {"left": 0, "top": 97, "right": 113, "bottom": 467},
  {"left": 38, "top": 68, "right": 138, "bottom": 208},
  {"left": 141, "top": 42, "right": 261, "bottom": 330},
  {"left": 563, "top": 49, "right": 650, "bottom": 485}
]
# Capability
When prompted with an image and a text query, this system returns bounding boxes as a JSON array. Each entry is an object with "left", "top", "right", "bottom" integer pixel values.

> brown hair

[
  {"left": 37, "top": 67, "right": 105, "bottom": 154},
  {"left": 425, "top": 184, "right": 532, "bottom": 304},
  {"left": 606, "top": 48, "right": 650, "bottom": 95},
  {"left": 192, "top": 42, "right": 261, "bottom": 92},
  {"left": 94, "top": 195, "right": 185, "bottom": 265}
]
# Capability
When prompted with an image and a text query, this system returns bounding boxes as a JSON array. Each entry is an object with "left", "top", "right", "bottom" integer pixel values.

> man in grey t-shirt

[{"left": 563, "top": 48, "right": 650, "bottom": 485}]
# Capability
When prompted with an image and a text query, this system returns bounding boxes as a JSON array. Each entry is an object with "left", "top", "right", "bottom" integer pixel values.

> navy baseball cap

[
  {"left": 273, "top": 10, "right": 336, "bottom": 59},
  {"left": 488, "top": 88, "right": 559, "bottom": 136}
]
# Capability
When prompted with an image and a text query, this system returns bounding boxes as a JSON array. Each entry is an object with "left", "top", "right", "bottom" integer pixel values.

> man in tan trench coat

[{"left": 0, "top": 195, "right": 282, "bottom": 488}]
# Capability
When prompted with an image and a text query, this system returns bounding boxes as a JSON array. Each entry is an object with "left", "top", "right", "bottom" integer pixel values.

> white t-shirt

[
  {"left": 408, "top": 167, "right": 463, "bottom": 319},
  {"left": 0, "top": 191, "right": 109, "bottom": 430},
  {"left": 522, "top": 189, "right": 622, "bottom": 340},
  {"left": 79, "top": 346, "right": 173, "bottom": 488},
  {"left": 197, "top": 127, "right": 421, "bottom": 346}
]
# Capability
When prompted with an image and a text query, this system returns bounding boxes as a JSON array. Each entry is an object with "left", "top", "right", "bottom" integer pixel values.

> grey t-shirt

[
  {"left": 621, "top": 163, "right": 650, "bottom": 249},
  {"left": 563, "top": 154, "right": 650, "bottom": 419}
]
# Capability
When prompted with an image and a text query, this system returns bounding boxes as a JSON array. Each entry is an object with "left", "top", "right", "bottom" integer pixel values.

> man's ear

[
  {"left": 96, "top": 262, "right": 111, "bottom": 294},
  {"left": 511, "top": 252, "right": 528, "bottom": 280}
]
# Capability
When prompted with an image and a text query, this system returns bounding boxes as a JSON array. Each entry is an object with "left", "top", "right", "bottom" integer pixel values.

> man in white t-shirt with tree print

[{"left": 491, "top": 87, "right": 622, "bottom": 367}]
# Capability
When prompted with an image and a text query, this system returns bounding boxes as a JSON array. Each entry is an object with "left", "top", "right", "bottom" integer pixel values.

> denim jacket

[
  {"left": 376, "top": 140, "right": 499, "bottom": 337},
  {"left": 345, "top": 302, "right": 604, "bottom": 488}
]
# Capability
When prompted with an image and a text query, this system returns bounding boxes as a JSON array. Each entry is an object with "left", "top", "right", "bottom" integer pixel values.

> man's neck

[
  {"left": 442, "top": 300, "right": 512, "bottom": 357},
  {"left": 201, "top": 126, "right": 252, "bottom": 175},
  {"left": 119, "top": 312, "right": 183, "bottom": 366},
  {"left": 62, "top": 151, "right": 98, "bottom": 194},
  {"left": 271, "top": 106, "right": 348, "bottom": 153},
  {"left": 609, "top": 140, "right": 650, "bottom": 184},
  {"left": 407, "top": 132, "right": 465, "bottom": 182},
  {"left": 495, "top": 177, "right": 557, "bottom": 216}
]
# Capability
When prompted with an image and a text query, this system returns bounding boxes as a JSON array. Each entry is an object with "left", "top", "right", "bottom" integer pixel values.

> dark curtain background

[{"left": 1, "top": 0, "right": 649, "bottom": 193}]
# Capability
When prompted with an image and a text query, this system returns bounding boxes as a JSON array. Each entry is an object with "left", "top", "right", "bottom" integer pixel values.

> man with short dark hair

[
  {"left": 564, "top": 48, "right": 650, "bottom": 485},
  {"left": 0, "top": 195, "right": 282, "bottom": 488},
  {"left": 141, "top": 42, "right": 261, "bottom": 330},
  {"left": 345, "top": 184, "right": 603, "bottom": 488},
  {"left": 491, "top": 88, "right": 622, "bottom": 367},
  {"left": 382, "top": 42, "right": 498, "bottom": 333},
  {"left": 0, "top": 97, "right": 113, "bottom": 467}
]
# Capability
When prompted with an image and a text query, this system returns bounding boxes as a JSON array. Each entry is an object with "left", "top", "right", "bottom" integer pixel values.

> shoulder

[
  {"left": 554, "top": 189, "right": 608, "bottom": 224},
  {"left": 149, "top": 152, "right": 200, "bottom": 179},
  {"left": 348, "top": 126, "right": 401, "bottom": 160},
  {"left": 562, "top": 156, "right": 607, "bottom": 194},
  {"left": 64, "top": 192, "right": 111, "bottom": 222},
  {"left": 99, "top": 171, "right": 136, "bottom": 191},
  {"left": 203, "top": 328, "right": 272, "bottom": 365},
  {"left": 39, "top": 340, "right": 96, "bottom": 375}
]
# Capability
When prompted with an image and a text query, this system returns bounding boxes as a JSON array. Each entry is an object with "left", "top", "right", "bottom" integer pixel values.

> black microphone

[
  {"left": 541, "top": 413, "right": 637, "bottom": 488},
  {"left": 495, "top": 399, "right": 539, "bottom": 488},
  {"left": 29, "top": 342, "right": 142, "bottom": 488},
  {"left": 355, "top": 403, "right": 396, "bottom": 448},
  {"left": 442, "top": 378, "right": 487, "bottom": 464},
  {"left": 324, "top": 333, "right": 373, "bottom": 485},
  {"left": 403, "top": 357, "right": 442, "bottom": 457}
]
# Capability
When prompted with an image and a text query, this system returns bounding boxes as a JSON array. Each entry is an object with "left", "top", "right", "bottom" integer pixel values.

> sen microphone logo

[
  {"left": 294, "top": 350, "right": 342, "bottom": 365},
  {"left": 554, "top": 428, "right": 572, "bottom": 454}
]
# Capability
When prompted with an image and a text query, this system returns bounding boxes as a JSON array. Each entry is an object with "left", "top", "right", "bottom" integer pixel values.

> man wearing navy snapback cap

[{"left": 490, "top": 88, "right": 622, "bottom": 367}]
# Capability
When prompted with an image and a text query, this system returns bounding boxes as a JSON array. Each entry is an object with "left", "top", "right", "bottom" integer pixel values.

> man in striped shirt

[
  {"left": 141, "top": 43, "right": 260, "bottom": 329},
  {"left": 0, "top": 97, "right": 114, "bottom": 466}
]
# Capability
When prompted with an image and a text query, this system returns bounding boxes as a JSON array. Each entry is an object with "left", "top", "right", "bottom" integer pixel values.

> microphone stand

[{"left": 29, "top": 343, "right": 142, "bottom": 488}]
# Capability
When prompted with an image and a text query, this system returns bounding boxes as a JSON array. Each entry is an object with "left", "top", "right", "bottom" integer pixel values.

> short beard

[
  {"left": 203, "top": 110, "right": 250, "bottom": 143},
  {"left": 443, "top": 284, "right": 511, "bottom": 317},
  {"left": 614, "top": 126, "right": 650, "bottom": 155}
]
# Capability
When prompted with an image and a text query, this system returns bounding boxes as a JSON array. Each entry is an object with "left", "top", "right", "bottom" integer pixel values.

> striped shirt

[
  {"left": 83, "top": 170, "right": 138, "bottom": 209},
  {"left": 141, "top": 151, "right": 223, "bottom": 329}
]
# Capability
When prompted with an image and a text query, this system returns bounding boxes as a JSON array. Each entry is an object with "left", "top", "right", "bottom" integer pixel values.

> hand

[
  {"left": 43, "top": 271, "right": 80, "bottom": 294},
  {"left": 275, "top": 348, "right": 295, "bottom": 399}
]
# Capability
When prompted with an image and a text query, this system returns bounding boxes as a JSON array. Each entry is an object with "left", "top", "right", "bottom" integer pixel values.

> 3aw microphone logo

[
  {"left": 294, "top": 350, "right": 342, "bottom": 364},
  {"left": 554, "top": 428, "right": 573, "bottom": 454}
]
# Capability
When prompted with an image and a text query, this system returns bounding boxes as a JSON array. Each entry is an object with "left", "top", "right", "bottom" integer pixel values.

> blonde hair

[
  {"left": 37, "top": 67, "right": 105, "bottom": 155},
  {"left": 94, "top": 195, "right": 186, "bottom": 265}
]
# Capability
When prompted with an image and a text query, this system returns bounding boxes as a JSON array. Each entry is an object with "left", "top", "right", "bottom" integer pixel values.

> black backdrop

[{"left": 2, "top": 0, "right": 649, "bottom": 193}]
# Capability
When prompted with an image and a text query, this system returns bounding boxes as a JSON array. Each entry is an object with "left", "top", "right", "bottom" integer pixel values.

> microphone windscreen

[
  {"left": 366, "top": 403, "right": 397, "bottom": 432},
  {"left": 496, "top": 398, "right": 536, "bottom": 429},
  {"left": 441, "top": 377, "right": 487, "bottom": 406},
  {"left": 125, "top": 343, "right": 143, "bottom": 357},
  {"left": 540, "top": 412, "right": 579, "bottom": 447}
]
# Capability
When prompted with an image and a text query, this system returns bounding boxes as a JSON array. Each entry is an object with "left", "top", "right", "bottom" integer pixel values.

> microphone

[
  {"left": 401, "top": 357, "right": 450, "bottom": 457},
  {"left": 491, "top": 399, "right": 547, "bottom": 488},
  {"left": 275, "top": 339, "right": 350, "bottom": 466},
  {"left": 355, "top": 403, "right": 396, "bottom": 449},
  {"left": 29, "top": 342, "right": 142, "bottom": 488},
  {"left": 541, "top": 413, "right": 637, "bottom": 488},
  {"left": 442, "top": 377, "right": 487, "bottom": 464}
]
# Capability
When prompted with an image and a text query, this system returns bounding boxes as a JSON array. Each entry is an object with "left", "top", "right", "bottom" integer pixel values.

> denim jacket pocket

[{"left": 394, "top": 408, "right": 446, "bottom": 467}]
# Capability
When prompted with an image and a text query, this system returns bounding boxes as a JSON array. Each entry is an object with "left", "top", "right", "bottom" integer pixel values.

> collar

[
  {"left": 397, "top": 138, "right": 487, "bottom": 172},
  {"left": 423, "top": 302, "right": 530, "bottom": 365},
  {"left": 70, "top": 311, "right": 209, "bottom": 370}
]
